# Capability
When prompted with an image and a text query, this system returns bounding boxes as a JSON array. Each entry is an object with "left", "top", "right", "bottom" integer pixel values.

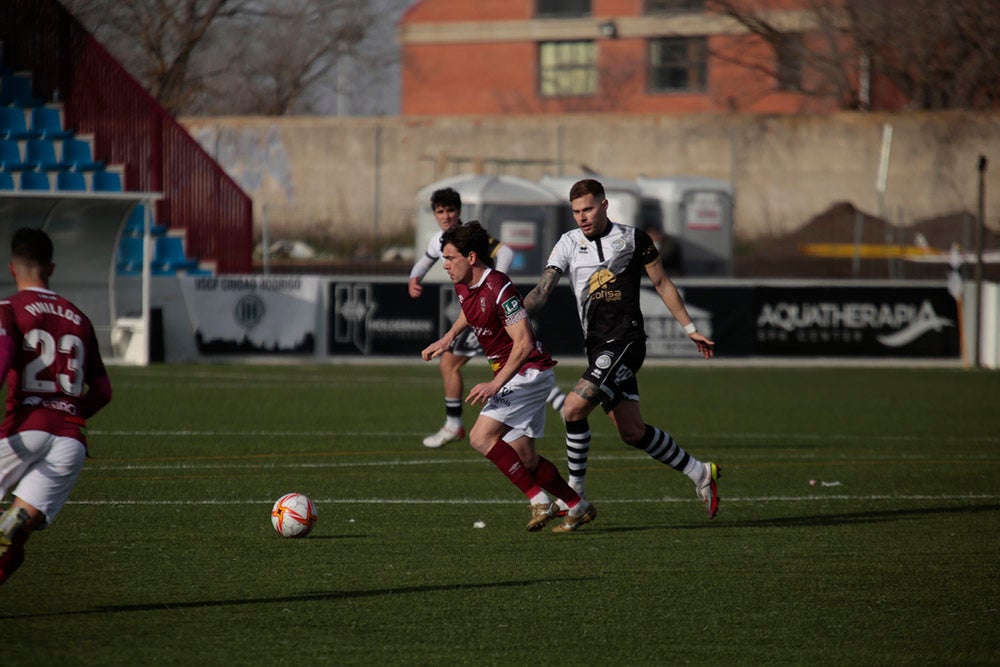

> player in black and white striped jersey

[{"left": 525, "top": 179, "right": 720, "bottom": 519}]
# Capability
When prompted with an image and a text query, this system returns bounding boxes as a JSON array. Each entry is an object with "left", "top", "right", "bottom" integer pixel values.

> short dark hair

[
  {"left": 569, "top": 178, "right": 605, "bottom": 202},
  {"left": 441, "top": 220, "right": 490, "bottom": 265},
  {"left": 11, "top": 227, "right": 53, "bottom": 266},
  {"left": 430, "top": 187, "right": 462, "bottom": 212}
]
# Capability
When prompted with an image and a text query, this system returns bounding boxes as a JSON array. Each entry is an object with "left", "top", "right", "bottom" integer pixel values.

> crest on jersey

[
  {"left": 479, "top": 296, "right": 487, "bottom": 312},
  {"left": 612, "top": 238, "right": 625, "bottom": 251},
  {"left": 595, "top": 353, "right": 613, "bottom": 369},
  {"left": 588, "top": 268, "right": 616, "bottom": 294}
]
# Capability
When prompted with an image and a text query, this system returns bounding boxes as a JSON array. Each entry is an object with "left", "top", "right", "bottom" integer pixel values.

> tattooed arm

[{"left": 523, "top": 267, "right": 562, "bottom": 315}]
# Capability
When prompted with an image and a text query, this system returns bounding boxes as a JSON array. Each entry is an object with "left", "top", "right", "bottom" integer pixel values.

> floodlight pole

[{"left": 973, "top": 155, "right": 987, "bottom": 369}]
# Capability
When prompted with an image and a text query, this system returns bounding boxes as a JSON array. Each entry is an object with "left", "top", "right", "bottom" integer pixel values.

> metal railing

[{"left": 0, "top": 0, "right": 252, "bottom": 272}]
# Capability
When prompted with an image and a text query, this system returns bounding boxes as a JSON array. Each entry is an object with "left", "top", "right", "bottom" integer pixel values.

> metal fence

[{"left": 0, "top": 0, "right": 252, "bottom": 272}]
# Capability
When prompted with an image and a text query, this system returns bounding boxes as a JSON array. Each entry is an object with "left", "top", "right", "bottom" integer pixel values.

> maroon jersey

[
  {"left": 455, "top": 268, "right": 555, "bottom": 376},
  {"left": 0, "top": 287, "right": 109, "bottom": 444}
]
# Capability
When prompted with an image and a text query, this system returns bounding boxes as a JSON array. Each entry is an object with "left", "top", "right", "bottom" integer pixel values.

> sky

[{"left": 321, "top": 0, "right": 418, "bottom": 116}]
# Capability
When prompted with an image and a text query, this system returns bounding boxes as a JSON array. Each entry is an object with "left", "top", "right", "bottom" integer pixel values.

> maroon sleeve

[
  {"left": 0, "top": 303, "right": 15, "bottom": 382},
  {"left": 80, "top": 374, "right": 112, "bottom": 419},
  {"left": 80, "top": 328, "right": 111, "bottom": 418}
]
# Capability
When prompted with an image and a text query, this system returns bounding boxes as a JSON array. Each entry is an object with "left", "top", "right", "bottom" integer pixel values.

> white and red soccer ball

[{"left": 271, "top": 493, "right": 317, "bottom": 538}]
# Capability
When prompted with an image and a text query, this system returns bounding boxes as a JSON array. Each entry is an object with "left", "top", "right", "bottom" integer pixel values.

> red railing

[{"left": 0, "top": 0, "right": 252, "bottom": 272}]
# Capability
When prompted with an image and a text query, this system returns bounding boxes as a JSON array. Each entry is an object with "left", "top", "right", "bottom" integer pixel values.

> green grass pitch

[{"left": 2, "top": 362, "right": 998, "bottom": 665}]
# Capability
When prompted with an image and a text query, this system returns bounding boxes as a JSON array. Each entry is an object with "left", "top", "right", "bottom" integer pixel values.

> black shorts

[{"left": 581, "top": 339, "right": 646, "bottom": 411}]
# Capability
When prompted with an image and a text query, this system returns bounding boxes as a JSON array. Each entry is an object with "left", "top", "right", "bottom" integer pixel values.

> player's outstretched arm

[
  {"left": 523, "top": 267, "right": 561, "bottom": 315},
  {"left": 408, "top": 254, "right": 437, "bottom": 299},
  {"left": 421, "top": 310, "right": 469, "bottom": 361},
  {"left": 645, "top": 260, "right": 715, "bottom": 359},
  {"left": 492, "top": 243, "right": 514, "bottom": 274},
  {"left": 466, "top": 317, "right": 534, "bottom": 406}
]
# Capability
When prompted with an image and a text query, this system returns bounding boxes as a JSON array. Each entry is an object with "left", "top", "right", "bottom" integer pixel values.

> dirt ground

[{"left": 732, "top": 202, "right": 1000, "bottom": 281}]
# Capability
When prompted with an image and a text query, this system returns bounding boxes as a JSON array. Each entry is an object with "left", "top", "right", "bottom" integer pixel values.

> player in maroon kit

[
  {"left": 421, "top": 222, "right": 596, "bottom": 532},
  {"left": 0, "top": 228, "right": 113, "bottom": 584}
]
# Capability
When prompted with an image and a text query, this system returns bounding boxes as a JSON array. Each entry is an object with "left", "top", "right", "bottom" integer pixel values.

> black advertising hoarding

[
  {"left": 678, "top": 284, "right": 757, "bottom": 357},
  {"left": 329, "top": 281, "right": 440, "bottom": 356},
  {"left": 751, "top": 284, "right": 959, "bottom": 357},
  {"left": 327, "top": 280, "right": 586, "bottom": 358},
  {"left": 327, "top": 279, "right": 959, "bottom": 360}
]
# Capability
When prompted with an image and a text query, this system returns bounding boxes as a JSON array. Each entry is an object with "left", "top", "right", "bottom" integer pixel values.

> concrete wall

[{"left": 182, "top": 112, "right": 1000, "bottom": 247}]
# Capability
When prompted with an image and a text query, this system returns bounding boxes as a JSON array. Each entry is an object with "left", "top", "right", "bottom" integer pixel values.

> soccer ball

[{"left": 271, "top": 493, "right": 317, "bottom": 538}]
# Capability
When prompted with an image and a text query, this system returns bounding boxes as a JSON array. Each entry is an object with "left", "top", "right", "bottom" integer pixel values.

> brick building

[{"left": 398, "top": 0, "right": 904, "bottom": 115}]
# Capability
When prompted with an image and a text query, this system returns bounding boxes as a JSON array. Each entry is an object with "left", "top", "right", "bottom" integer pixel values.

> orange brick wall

[
  {"left": 400, "top": 0, "right": 891, "bottom": 115},
  {"left": 402, "top": 0, "right": 533, "bottom": 22}
]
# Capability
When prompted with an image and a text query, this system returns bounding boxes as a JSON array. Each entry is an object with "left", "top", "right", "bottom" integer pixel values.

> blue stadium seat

[
  {"left": 0, "top": 172, "right": 15, "bottom": 190},
  {"left": 116, "top": 236, "right": 144, "bottom": 274},
  {"left": 24, "top": 138, "right": 64, "bottom": 171},
  {"left": 29, "top": 107, "right": 73, "bottom": 140},
  {"left": 92, "top": 170, "right": 123, "bottom": 192},
  {"left": 61, "top": 138, "right": 104, "bottom": 171},
  {"left": 123, "top": 205, "right": 167, "bottom": 236},
  {"left": 0, "top": 74, "right": 42, "bottom": 107},
  {"left": 0, "top": 107, "right": 34, "bottom": 140},
  {"left": 18, "top": 171, "right": 51, "bottom": 191},
  {"left": 0, "top": 138, "right": 28, "bottom": 170},
  {"left": 124, "top": 205, "right": 143, "bottom": 235},
  {"left": 153, "top": 236, "right": 198, "bottom": 273},
  {"left": 56, "top": 170, "right": 87, "bottom": 191}
]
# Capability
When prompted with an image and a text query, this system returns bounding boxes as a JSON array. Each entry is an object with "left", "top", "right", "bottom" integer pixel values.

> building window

[
  {"left": 775, "top": 33, "right": 803, "bottom": 90},
  {"left": 645, "top": 0, "right": 704, "bottom": 13},
  {"left": 649, "top": 37, "right": 707, "bottom": 92},
  {"left": 536, "top": 0, "right": 591, "bottom": 17},
  {"left": 539, "top": 41, "right": 597, "bottom": 97}
]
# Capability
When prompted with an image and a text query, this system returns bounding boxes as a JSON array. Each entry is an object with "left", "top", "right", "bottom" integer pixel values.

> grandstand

[{"left": 0, "top": 0, "right": 252, "bottom": 363}]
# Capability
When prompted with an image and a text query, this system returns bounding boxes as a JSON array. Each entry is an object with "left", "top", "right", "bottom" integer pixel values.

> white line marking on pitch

[
  {"left": 88, "top": 429, "right": 1000, "bottom": 444},
  {"left": 84, "top": 451, "right": 999, "bottom": 471},
  {"left": 66, "top": 494, "right": 999, "bottom": 506}
]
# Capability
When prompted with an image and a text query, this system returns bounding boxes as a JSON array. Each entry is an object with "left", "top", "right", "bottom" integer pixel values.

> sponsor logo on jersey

[
  {"left": 588, "top": 269, "right": 616, "bottom": 295},
  {"left": 24, "top": 395, "right": 79, "bottom": 415},
  {"left": 501, "top": 296, "right": 522, "bottom": 317}
]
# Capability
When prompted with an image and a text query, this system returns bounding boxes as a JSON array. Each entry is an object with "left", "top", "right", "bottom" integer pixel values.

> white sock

[
  {"left": 683, "top": 457, "right": 704, "bottom": 482},
  {"left": 529, "top": 491, "right": 550, "bottom": 506}
]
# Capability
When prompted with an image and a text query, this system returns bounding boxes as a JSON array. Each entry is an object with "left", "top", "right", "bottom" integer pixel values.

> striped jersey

[{"left": 545, "top": 222, "right": 660, "bottom": 345}]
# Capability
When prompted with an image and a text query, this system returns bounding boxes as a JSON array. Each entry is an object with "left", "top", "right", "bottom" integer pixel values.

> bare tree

[
  {"left": 704, "top": 0, "right": 1000, "bottom": 111},
  {"left": 61, "top": 0, "right": 402, "bottom": 116}
]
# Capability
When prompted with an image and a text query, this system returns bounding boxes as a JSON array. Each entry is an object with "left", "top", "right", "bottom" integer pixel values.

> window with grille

[
  {"left": 649, "top": 37, "right": 707, "bottom": 92},
  {"left": 539, "top": 41, "right": 597, "bottom": 97},
  {"left": 536, "top": 0, "right": 591, "bottom": 17},
  {"left": 645, "top": 0, "right": 704, "bottom": 13}
]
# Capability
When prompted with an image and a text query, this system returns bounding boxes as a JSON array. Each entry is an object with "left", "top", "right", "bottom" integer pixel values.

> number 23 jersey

[{"left": 0, "top": 287, "right": 108, "bottom": 441}]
